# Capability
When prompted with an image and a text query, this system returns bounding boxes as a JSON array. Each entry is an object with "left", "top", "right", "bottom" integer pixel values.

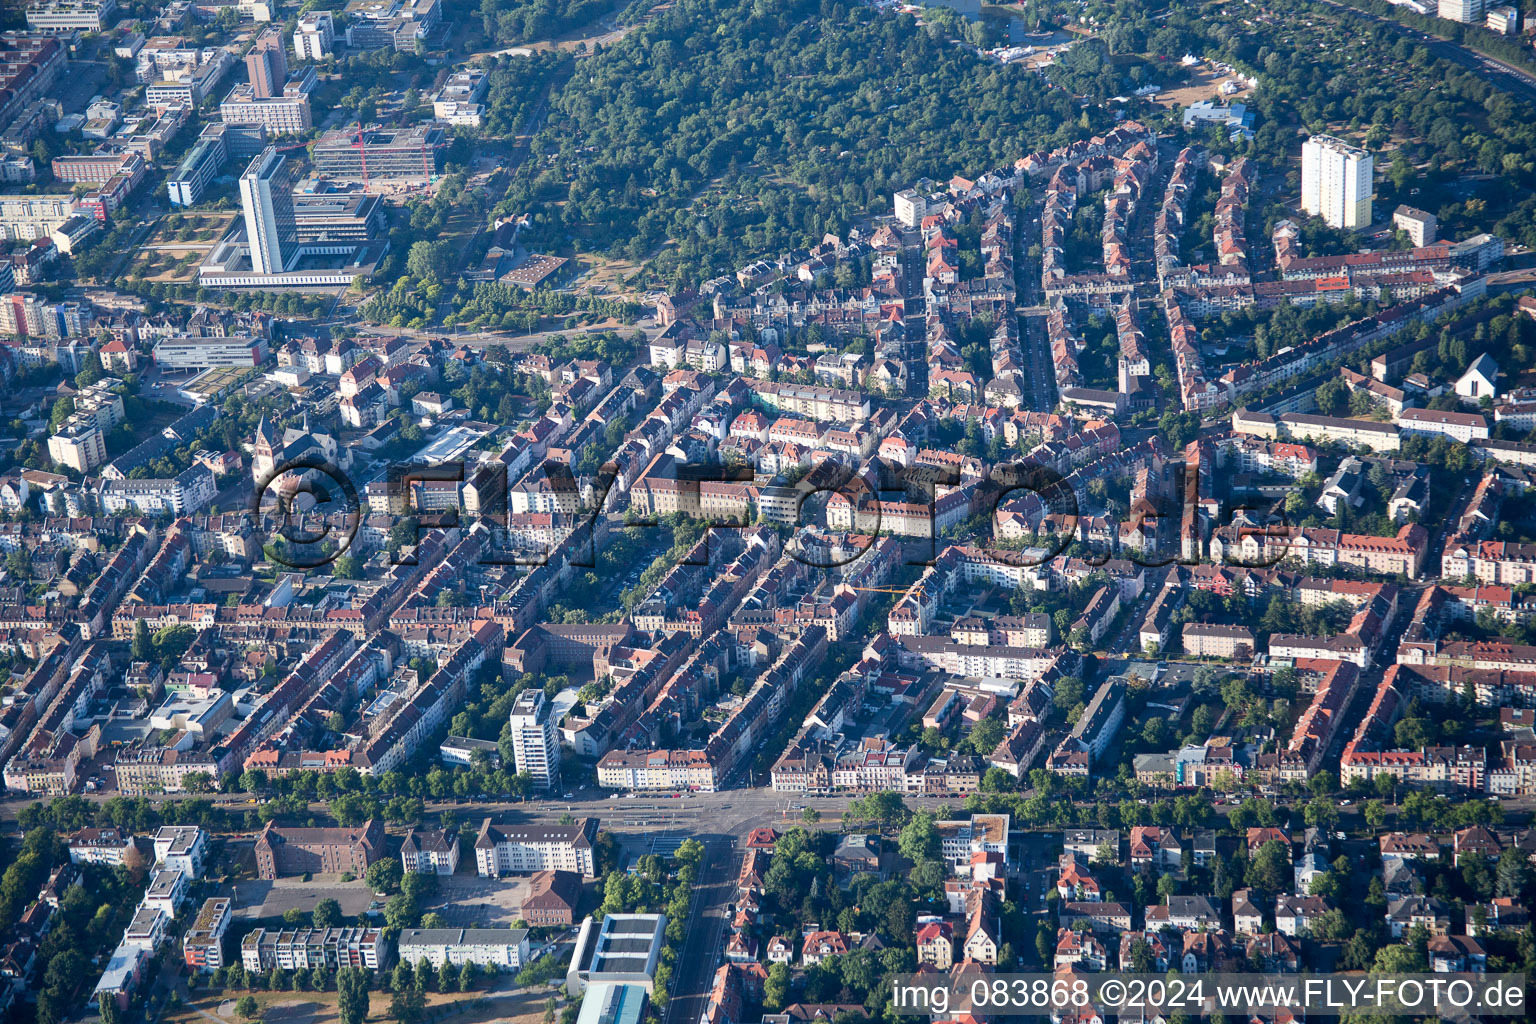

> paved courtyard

[
  {"left": 422, "top": 874, "right": 532, "bottom": 926},
  {"left": 233, "top": 877, "right": 374, "bottom": 920}
]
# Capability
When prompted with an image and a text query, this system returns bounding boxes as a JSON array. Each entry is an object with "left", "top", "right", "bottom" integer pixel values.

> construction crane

[{"left": 844, "top": 585, "right": 910, "bottom": 594}]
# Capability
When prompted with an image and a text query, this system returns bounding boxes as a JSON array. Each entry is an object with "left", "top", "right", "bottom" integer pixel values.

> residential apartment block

[{"left": 474, "top": 818, "right": 598, "bottom": 877}]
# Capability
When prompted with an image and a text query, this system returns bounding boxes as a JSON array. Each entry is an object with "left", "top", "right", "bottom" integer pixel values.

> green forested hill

[{"left": 498, "top": 0, "right": 1101, "bottom": 286}]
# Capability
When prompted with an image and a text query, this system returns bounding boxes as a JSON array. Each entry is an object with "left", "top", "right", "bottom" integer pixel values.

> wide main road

[
  {"left": 1316, "top": 0, "right": 1536, "bottom": 105},
  {"left": 663, "top": 838, "right": 740, "bottom": 1024}
]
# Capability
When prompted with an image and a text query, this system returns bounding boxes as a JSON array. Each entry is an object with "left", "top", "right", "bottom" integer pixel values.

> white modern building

[
  {"left": 1486, "top": 6, "right": 1519, "bottom": 32},
  {"left": 1439, "top": 0, "right": 1486, "bottom": 23},
  {"left": 397, "top": 928, "right": 530, "bottom": 971},
  {"left": 240, "top": 146, "right": 297, "bottom": 275},
  {"left": 241, "top": 927, "right": 387, "bottom": 973},
  {"left": 508, "top": 689, "right": 561, "bottom": 792},
  {"left": 141, "top": 868, "right": 189, "bottom": 914},
  {"left": 566, "top": 914, "right": 667, "bottom": 995},
  {"left": 26, "top": 0, "right": 117, "bottom": 31},
  {"left": 1301, "top": 135, "right": 1373, "bottom": 229},
  {"left": 201, "top": 145, "right": 383, "bottom": 288},
  {"left": 220, "top": 85, "right": 313, "bottom": 135},
  {"left": 432, "top": 68, "right": 488, "bottom": 126},
  {"left": 123, "top": 906, "right": 170, "bottom": 950},
  {"left": 153, "top": 826, "right": 208, "bottom": 877},
  {"left": 893, "top": 188, "right": 926, "bottom": 228},
  {"left": 294, "top": 11, "right": 336, "bottom": 59}
]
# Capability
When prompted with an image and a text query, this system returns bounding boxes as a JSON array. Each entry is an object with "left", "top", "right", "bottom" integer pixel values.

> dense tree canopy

[{"left": 500, "top": 0, "right": 1096, "bottom": 286}]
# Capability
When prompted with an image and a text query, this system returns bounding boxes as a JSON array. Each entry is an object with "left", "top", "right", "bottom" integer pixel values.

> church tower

[{"left": 252, "top": 413, "right": 278, "bottom": 484}]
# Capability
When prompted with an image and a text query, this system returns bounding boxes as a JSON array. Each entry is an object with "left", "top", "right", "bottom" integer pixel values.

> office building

[
  {"left": 1301, "top": 135, "right": 1373, "bottom": 229},
  {"left": 136, "top": 36, "right": 203, "bottom": 83},
  {"left": 144, "top": 50, "right": 234, "bottom": 108},
  {"left": 245, "top": 29, "right": 287, "bottom": 98},
  {"left": 240, "top": 927, "right": 386, "bottom": 973},
  {"left": 509, "top": 689, "right": 561, "bottom": 792},
  {"left": 254, "top": 818, "right": 384, "bottom": 879},
  {"left": 168, "top": 122, "right": 269, "bottom": 206},
  {"left": 239, "top": 147, "right": 296, "bottom": 274},
  {"left": 1181, "top": 99, "right": 1254, "bottom": 139},
  {"left": 1439, "top": 0, "right": 1486, "bottom": 22},
  {"left": 152, "top": 334, "right": 269, "bottom": 369},
  {"left": 1487, "top": 5, "right": 1519, "bottom": 32},
  {"left": 294, "top": 11, "right": 335, "bottom": 59},
  {"left": 396, "top": 928, "right": 530, "bottom": 971},
  {"left": 566, "top": 914, "right": 667, "bottom": 995},
  {"left": 52, "top": 151, "right": 144, "bottom": 185},
  {"left": 312, "top": 124, "right": 445, "bottom": 184},
  {"left": 576, "top": 984, "right": 648, "bottom": 1024},
  {"left": 344, "top": 0, "right": 440, "bottom": 51},
  {"left": 1451, "top": 232, "right": 1506, "bottom": 271},
  {"left": 440, "top": 735, "right": 500, "bottom": 767},
  {"left": 293, "top": 187, "right": 385, "bottom": 242},
  {"left": 221, "top": 65, "right": 316, "bottom": 135},
  {"left": 219, "top": 85, "right": 313, "bottom": 135},
  {"left": 200, "top": 144, "right": 387, "bottom": 288},
  {"left": 432, "top": 68, "right": 488, "bottom": 126},
  {"left": 168, "top": 133, "right": 223, "bottom": 207},
  {"left": 26, "top": 0, "right": 116, "bottom": 32},
  {"left": 474, "top": 818, "right": 598, "bottom": 877}
]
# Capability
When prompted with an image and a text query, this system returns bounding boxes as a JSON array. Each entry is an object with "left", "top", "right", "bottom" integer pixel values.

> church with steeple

[{"left": 251, "top": 412, "right": 348, "bottom": 492}]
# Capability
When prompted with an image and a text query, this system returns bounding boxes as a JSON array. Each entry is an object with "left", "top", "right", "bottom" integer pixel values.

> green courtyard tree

[
  {"left": 337, "top": 967, "right": 370, "bottom": 1024},
  {"left": 312, "top": 898, "right": 342, "bottom": 929}
]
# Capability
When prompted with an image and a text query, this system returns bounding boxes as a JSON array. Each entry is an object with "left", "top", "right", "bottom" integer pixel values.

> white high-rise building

[
  {"left": 893, "top": 188, "right": 926, "bottom": 229},
  {"left": 1439, "top": 0, "right": 1486, "bottom": 23},
  {"left": 293, "top": 11, "right": 335, "bottom": 61},
  {"left": 238, "top": 147, "right": 296, "bottom": 275},
  {"left": 508, "top": 689, "right": 561, "bottom": 791},
  {"left": 1301, "top": 135, "right": 1373, "bottom": 229}
]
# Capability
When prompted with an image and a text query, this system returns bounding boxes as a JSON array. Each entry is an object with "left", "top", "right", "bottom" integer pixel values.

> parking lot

[
  {"left": 234, "top": 878, "right": 375, "bottom": 921},
  {"left": 422, "top": 874, "right": 532, "bottom": 926}
]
